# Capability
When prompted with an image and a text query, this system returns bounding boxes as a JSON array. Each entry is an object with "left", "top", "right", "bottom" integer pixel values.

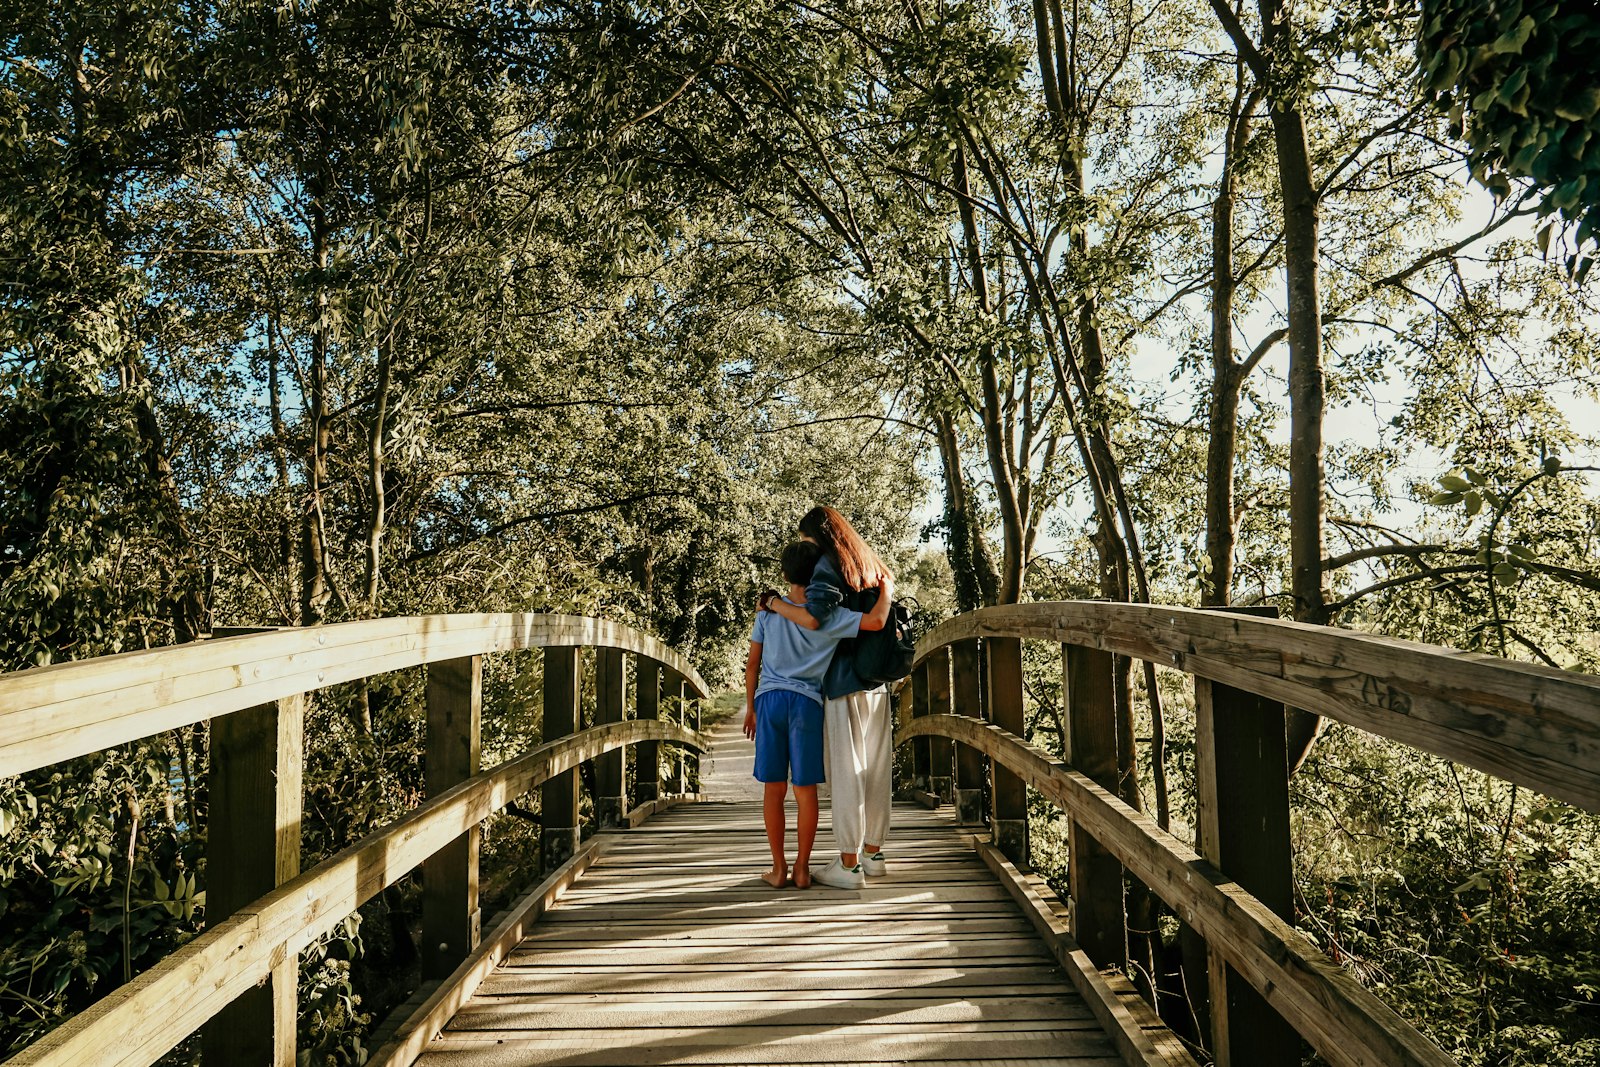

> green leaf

[
  {"left": 1490, "top": 16, "right": 1536, "bottom": 55},
  {"left": 1430, "top": 491, "right": 1464, "bottom": 505},
  {"left": 1553, "top": 86, "right": 1600, "bottom": 122},
  {"left": 1439, "top": 474, "right": 1473, "bottom": 492},
  {"left": 1493, "top": 561, "right": 1520, "bottom": 585},
  {"left": 1551, "top": 176, "right": 1588, "bottom": 211},
  {"left": 1465, "top": 491, "right": 1483, "bottom": 516}
]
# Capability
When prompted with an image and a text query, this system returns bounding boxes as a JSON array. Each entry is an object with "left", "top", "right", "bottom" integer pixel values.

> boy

[{"left": 744, "top": 541, "right": 893, "bottom": 889}]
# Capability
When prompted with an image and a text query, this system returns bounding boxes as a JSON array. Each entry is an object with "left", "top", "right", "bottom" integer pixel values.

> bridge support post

[
  {"left": 203, "top": 692, "right": 303, "bottom": 1067},
  {"left": 1063, "top": 644, "right": 1125, "bottom": 971},
  {"left": 1194, "top": 674, "right": 1297, "bottom": 1067},
  {"left": 923, "top": 648, "right": 955, "bottom": 803},
  {"left": 423, "top": 655, "right": 483, "bottom": 979},
  {"left": 987, "top": 636, "right": 1028, "bottom": 864},
  {"left": 541, "top": 646, "right": 581, "bottom": 869},
  {"left": 593, "top": 648, "right": 628, "bottom": 828},
  {"left": 634, "top": 659, "right": 661, "bottom": 806},
  {"left": 950, "top": 639, "right": 987, "bottom": 825},
  {"left": 665, "top": 670, "right": 688, "bottom": 794},
  {"left": 910, "top": 663, "right": 932, "bottom": 793},
  {"left": 685, "top": 690, "right": 701, "bottom": 792}
]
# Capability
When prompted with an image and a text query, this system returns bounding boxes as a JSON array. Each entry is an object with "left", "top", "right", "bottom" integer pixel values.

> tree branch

[{"left": 404, "top": 490, "right": 687, "bottom": 564}]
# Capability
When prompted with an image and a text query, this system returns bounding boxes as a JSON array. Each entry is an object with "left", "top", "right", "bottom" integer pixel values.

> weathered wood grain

[
  {"left": 0, "top": 614, "right": 709, "bottom": 777},
  {"left": 1062, "top": 643, "right": 1123, "bottom": 971},
  {"left": 367, "top": 838, "right": 605, "bottom": 1067},
  {"left": 897, "top": 713, "right": 1455, "bottom": 1067},
  {"left": 201, "top": 693, "right": 303, "bottom": 1067},
  {"left": 423, "top": 657, "right": 483, "bottom": 981},
  {"left": 987, "top": 637, "right": 1027, "bottom": 863},
  {"left": 406, "top": 800, "right": 1160, "bottom": 1067},
  {"left": 6, "top": 719, "right": 703, "bottom": 1067},
  {"left": 976, "top": 841, "right": 1185, "bottom": 1067},
  {"left": 916, "top": 602, "right": 1600, "bottom": 811}
]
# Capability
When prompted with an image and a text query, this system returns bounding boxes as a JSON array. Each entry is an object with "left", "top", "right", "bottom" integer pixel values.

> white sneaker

[
  {"left": 813, "top": 856, "right": 866, "bottom": 889},
  {"left": 860, "top": 851, "right": 888, "bottom": 878}
]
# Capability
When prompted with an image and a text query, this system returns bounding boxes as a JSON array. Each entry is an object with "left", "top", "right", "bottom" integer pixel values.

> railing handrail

[
  {"left": 896, "top": 712, "right": 1452, "bottom": 1067},
  {"left": 0, "top": 613, "right": 709, "bottom": 778},
  {"left": 914, "top": 602, "right": 1600, "bottom": 812},
  {"left": 5, "top": 718, "right": 706, "bottom": 1067}
]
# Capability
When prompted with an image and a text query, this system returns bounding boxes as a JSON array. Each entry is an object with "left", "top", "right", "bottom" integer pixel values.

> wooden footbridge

[{"left": 1, "top": 606, "right": 1596, "bottom": 1067}]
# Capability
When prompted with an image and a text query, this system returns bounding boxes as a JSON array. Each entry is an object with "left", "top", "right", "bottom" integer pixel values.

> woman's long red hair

[{"left": 798, "top": 506, "right": 889, "bottom": 592}]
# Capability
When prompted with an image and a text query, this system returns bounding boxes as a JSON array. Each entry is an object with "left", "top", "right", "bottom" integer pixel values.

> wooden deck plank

[
  {"left": 515, "top": 920, "right": 1038, "bottom": 940},
  {"left": 477, "top": 969, "right": 1076, "bottom": 995},
  {"left": 448, "top": 1000, "right": 1098, "bottom": 1029},
  {"left": 414, "top": 798, "right": 1147, "bottom": 1066}
]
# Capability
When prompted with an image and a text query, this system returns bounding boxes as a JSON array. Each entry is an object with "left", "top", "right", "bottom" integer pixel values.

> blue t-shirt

[{"left": 751, "top": 598, "right": 864, "bottom": 705}]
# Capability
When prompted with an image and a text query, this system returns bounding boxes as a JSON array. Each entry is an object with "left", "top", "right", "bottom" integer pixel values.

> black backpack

[{"left": 843, "top": 588, "right": 918, "bottom": 686}]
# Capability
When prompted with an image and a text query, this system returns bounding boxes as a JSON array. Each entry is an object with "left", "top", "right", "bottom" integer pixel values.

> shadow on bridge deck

[{"left": 408, "top": 715, "right": 1188, "bottom": 1067}]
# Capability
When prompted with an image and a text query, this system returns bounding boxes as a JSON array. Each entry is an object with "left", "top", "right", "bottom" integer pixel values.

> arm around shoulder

[
  {"left": 857, "top": 577, "right": 895, "bottom": 632},
  {"left": 804, "top": 557, "right": 845, "bottom": 623},
  {"left": 768, "top": 596, "right": 821, "bottom": 630}
]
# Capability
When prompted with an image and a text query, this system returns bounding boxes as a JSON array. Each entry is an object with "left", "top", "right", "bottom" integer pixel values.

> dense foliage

[
  {"left": 1420, "top": 0, "right": 1600, "bottom": 268},
  {"left": 2, "top": 0, "right": 1598, "bottom": 1063}
]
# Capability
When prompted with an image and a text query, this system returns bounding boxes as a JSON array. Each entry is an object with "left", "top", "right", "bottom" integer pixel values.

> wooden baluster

[
  {"left": 593, "top": 648, "right": 628, "bottom": 828},
  {"left": 910, "top": 663, "right": 932, "bottom": 796},
  {"left": 1063, "top": 644, "right": 1125, "bottom": 970},
  {"left": 541, "top": 646, "right": 581, "bottom": 869},
  {"left": 203, "top": 693, "right": 303, "bottom": 1066},
  {"left": 663, "top": 670, "right": 687, "bottom": 795},
  {"left": 950, "top": 639, "right": 986, "bottom": 825},
  {"left": 924, "top": 648, "right": 955, "bottom": 804},
  {"left": 895, "top": 681, "right": 913, "bottom": 795},
  {"left": 987, "top": 636, "right": 1027, "bottom": 864},
  {"left": 684, "top": 688, "right": 701, "bottom": 793},
  {"left": 634, "top": 659, "right": 661, "bottom": 807},
  {"left": 1195, "top": 672, "right": 1297, "bottom": 1066},
  {"left": 422, "top": 656, "right": 482, "bottom": 979}
]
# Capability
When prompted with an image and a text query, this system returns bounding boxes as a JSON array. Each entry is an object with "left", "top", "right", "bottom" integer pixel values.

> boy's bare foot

[
  {"left": 762, "top": 865, "right": 788, "bottom": 888},
  {"left": 792, "top": 865, "right": 812, "bottom": 889}
]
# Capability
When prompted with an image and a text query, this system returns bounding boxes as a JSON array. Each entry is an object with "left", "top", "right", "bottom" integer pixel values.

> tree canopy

[{"left": 2, "top": 0, "right": 1598, "bottom": 1063}]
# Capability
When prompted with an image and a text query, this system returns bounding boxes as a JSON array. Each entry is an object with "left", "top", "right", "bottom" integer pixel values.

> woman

[{"left": 764, "top": 505, "right": 894, "bottom": 889}]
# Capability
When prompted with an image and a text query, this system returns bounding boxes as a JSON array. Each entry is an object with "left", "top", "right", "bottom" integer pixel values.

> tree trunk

[
  {"left": 1028, "top": 0, "right": 1165, "bottom": 1004},
  {"left": 1211, "top": 0, "right": 1330, "bottom": 769},
  {"left": 1257, "top": 0, "right": 1330, "bottom": 768},
  {"left": 363, "top": 335, "right": 393, "bottom": 610},
  {"left": 934, "top": 409, "right": 1001, "bottom": 611},
  {"left": 266, "top": 318, "right": 295, "bottom": 618},
  {"left": 953, "top": 145, "right": 1028, "bottom": 604},
  {"left": 1204, "top": 75, "right": 1252, "bottom": 609},
  {"left": 123, "top": 359, "right": 208, "bottom": 643},
  {"left": 300, "top": 184, "right": 333, "bottom": 626}
]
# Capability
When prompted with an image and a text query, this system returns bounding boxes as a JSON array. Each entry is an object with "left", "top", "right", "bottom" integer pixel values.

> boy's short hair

[{"left": 780, "top": 541, "right": 823, "bottom": 586}]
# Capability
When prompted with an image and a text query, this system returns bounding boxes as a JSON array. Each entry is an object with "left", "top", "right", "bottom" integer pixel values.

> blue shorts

[{"left": 752, "top": 689, "right": 826, "bottom": 786}]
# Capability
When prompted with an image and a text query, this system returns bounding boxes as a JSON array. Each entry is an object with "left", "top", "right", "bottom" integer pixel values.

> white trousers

[{"left": 824, "top": 687, "right": 893, "bottom": 856}]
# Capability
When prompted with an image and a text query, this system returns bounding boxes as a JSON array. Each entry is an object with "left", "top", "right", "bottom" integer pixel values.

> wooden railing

[
  {"left": 0, "top": 614, "right": 709, "bottom": 1067},
  {"left": 895, "top": 602, "right": 1600, "bottom": 1067}
]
